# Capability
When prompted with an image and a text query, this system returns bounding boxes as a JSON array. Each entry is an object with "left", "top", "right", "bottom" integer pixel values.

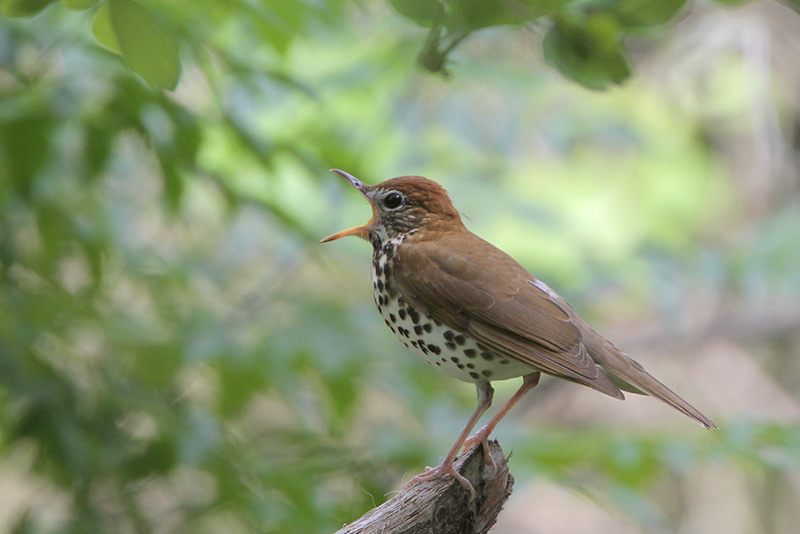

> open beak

[{"left": 320, "top": 169, "right": 376, "bottom": 243}]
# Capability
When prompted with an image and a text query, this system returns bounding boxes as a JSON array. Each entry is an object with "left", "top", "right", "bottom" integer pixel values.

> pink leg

[
  {"left": 463, "top": 372, "right": 541, "bottom": 476},
  {"left": 407, "top": 381, "right": 494, "bottom": 498}
]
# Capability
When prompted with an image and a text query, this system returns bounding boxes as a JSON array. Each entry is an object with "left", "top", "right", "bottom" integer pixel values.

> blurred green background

[{"left": 1, "top": 0, "right": 800, "bottom": 532}]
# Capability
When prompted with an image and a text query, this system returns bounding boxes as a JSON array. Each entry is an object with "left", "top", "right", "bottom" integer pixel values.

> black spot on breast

[
  {"left": 389, "top": 313, "right": 397, "bottom": 323},
  {"left": 398, "top": 309, "right": 407, "bottom": 320},
  {"left": 390, "top": 326, "right": 396, "bottom": 334},
  {"left": 414, "top": 325, "right": 423, "bottom": 335},
  {"left": 377, "top": 279, "right": 384, "bottom": 292},
  {"left": 420, "top": 344, "right": 429, "bottom": 355},
  {"left": 469, "top": 372, "right": 480, "bottom": 380},
  {"left": 457, "top": 364, "right": 465, "bottom": 370},
  {"left": 466, "top": 363, "right": 475, "bottom": 369},
  {"left": 428, "top": 345, "right": 441, "bottom": 355},
  {"left": 443, "top": 331, "right": 454, "bottom": 341},
  {"left": 433, "top": 319, "right": 442, "bottom": 327},
  {"left": 383, "top": 264, "right": 392, "bottom": 277},
  {"left": 482, "top": 370, "right": 493, "bottom": 378},
  {"left": 454, "top": 335, "right": 466, "bottom": 346},
  {"left": 445, "top": 341, "right": 456, "bottom": 351},
  {"left": 481, "top": 351, "right": 494, "bottom": 361},
  {"left": 499, "top": 359, "right": 509, "bottom": 365},
  {"left": 411, "top": 340, "right": 418, "bottom": 348},
  {"left": 450, "top": 357, "right": 460, "bottom": 363},
  {"left": 423, "top": 323, "right": 432, "bottom": 333},
  {"left": 398, "top": 327, "right": 410, "bottom": 338},
  {"left": 383, "top": 245, "right": 394, "bottom": 259},
  {"left": 398, "top": 296, "right": 406, "bottom": 306},
  {"left": 477, "top": 343, "right": 489, "bottom": 351},
  {"left": 408, "top": 308, "right": 420, "bottom": 324},
  {"left": 464, "top": 349, "right": 476, "bottom": 359},
  {"left": 384, "top": 319, "right": 390, "bottom": 327},
  {"left": 376, "top": 264, "right": 382, "bottom": 276}
]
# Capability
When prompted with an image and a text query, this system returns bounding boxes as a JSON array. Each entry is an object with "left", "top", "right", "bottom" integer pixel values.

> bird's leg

[
  {"left": 463, "top": 372, "right": 541, "bottom": 476},
  {"left": 408, "top": 381, "right": 494, "bottom": 498}
]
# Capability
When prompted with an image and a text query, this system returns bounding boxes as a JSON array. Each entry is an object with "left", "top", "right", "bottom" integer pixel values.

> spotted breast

[{"left": 371, "top": 238, "right": 533, "bottom": 383}]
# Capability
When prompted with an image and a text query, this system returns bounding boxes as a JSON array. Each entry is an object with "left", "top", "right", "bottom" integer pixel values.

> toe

[{"left": 406, "top": 463, "right": 476, "bottom": 499}]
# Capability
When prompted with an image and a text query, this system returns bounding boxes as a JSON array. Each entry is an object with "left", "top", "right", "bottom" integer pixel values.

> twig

[{"left": 335, "top": 440, "right": 513, "bottom": 534}]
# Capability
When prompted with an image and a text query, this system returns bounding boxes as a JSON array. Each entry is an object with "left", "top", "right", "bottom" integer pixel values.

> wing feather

[{"left": 394, "top": 230, "right": 623, "bottom": 398}]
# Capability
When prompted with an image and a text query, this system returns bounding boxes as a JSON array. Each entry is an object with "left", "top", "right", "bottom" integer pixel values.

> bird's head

[{"left": 320, "top": 169, "right": 462, "bottom": 246}]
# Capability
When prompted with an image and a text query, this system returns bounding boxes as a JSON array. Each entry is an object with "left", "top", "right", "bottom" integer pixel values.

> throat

[
  {"left": 370, "top": 229, "right": 414, "bottom": 257},
  {"left": 370, "top": 231, "right": 415, "bottom": 308}
]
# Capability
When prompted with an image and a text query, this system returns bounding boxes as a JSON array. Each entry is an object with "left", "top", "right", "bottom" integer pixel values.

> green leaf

[
  {"left": 110, "top": 0, "right": 180, "bottom": 89},
  {"left": 217, "top": 363, "right": 266, "bottom": 417},
  {"left": 444, "top": 0, "right": 573, "bottom": 31},
  {"left": 387, "top": 0, "right": 444, "bottom": 27},
  {"left": 91, "top": 0, "right": 121, "bottom": 53},
  {"left": 92, "top": 0, "right": 181, "bottom": 89},
  {"left": 0, "top": 107, "right": 54, "bottom": 196},
  {"left": 36, "top": 203, "right": 69, "bottom": 256},
  {"left": 83, "top": 119, "right": 114, "bottom": 180},
  {"left": 446, "top": 0, "right": 528, "bottom": 30},
  {"left": 159, "top": 159, "right": 183, "bottom": 211},
  {"left": 543, "top": 14, "right": 631, "bottom": 90},
  {"left": 131, "top": 343, "right": 182, "bottom": 388},
  {"left": 607, "top": 0, "right": 687, "bottom": 28},
  {"left": 1, "top": 0, "right": 54, "bottom": 17},
  {"left": 61, "top": 0, "right": 98, "bottom": 10},
  {"left": 123, "top": 438, "right": 177, "bottom": 479}
]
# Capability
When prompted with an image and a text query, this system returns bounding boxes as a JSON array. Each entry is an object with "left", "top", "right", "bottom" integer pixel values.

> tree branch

[{"left": 335, "top": 440, "right": 513, "bottom": 534}]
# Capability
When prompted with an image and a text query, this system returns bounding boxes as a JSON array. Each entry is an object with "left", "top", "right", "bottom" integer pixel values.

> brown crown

[{"left": 376, "top": 176, "right": 460, "bottom": 219}]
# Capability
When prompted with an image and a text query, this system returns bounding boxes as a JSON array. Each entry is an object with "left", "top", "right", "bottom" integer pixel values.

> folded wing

[{"left": 393, "top": 231, "right": 624, "bottom": 398}]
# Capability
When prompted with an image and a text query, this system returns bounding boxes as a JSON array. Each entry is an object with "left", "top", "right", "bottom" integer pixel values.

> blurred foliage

[
  {"left": 4, "top": 0, "right": 799, "bottom": 91},
  {"left": 1, "top": 1, "right": 800, "bottom": 533}
]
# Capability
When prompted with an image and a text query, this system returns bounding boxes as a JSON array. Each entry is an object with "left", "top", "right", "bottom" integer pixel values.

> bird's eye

[{"left": 382, "top": 191, "right": 404, "bottom": 210}]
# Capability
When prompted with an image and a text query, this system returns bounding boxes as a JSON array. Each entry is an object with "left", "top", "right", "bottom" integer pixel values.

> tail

[{"left": 585, "top": 329, "right": 717, "bottom": 430}]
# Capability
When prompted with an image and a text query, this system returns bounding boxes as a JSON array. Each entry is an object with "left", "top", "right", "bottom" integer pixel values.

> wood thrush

[{"left": 321, "top": 169, "right": 716, "bottom": 496}]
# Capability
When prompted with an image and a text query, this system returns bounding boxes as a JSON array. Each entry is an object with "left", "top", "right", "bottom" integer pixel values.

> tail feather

[{"left": 585, "top": 330, "right": 717, "bottom": 430}]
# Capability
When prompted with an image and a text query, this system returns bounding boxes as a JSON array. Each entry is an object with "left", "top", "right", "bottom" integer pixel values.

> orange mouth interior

[{"left": 320, "top": 205, "right": 377, "bottom": 243}]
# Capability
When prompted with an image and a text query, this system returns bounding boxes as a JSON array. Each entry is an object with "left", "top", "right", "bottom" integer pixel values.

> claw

[{"left": 406, "top": 462, "right": 476, "bottom": 500}]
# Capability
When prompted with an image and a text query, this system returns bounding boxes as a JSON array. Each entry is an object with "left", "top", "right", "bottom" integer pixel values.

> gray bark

[{"left": 335, "top": 441, "right": 513, "bottom": 534}]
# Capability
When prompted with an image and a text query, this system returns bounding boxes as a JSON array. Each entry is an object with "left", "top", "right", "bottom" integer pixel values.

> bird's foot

[
  {"left": 463, "top": 429, "right": 497, "bottom": 478},
  {"left": 407, "top": 461, "right": 475, "bottom": 499}
]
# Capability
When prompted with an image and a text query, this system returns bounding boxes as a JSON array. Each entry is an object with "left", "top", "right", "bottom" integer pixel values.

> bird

[{"left": 321, "top": 169, "right": 716, "bottom": 496}]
